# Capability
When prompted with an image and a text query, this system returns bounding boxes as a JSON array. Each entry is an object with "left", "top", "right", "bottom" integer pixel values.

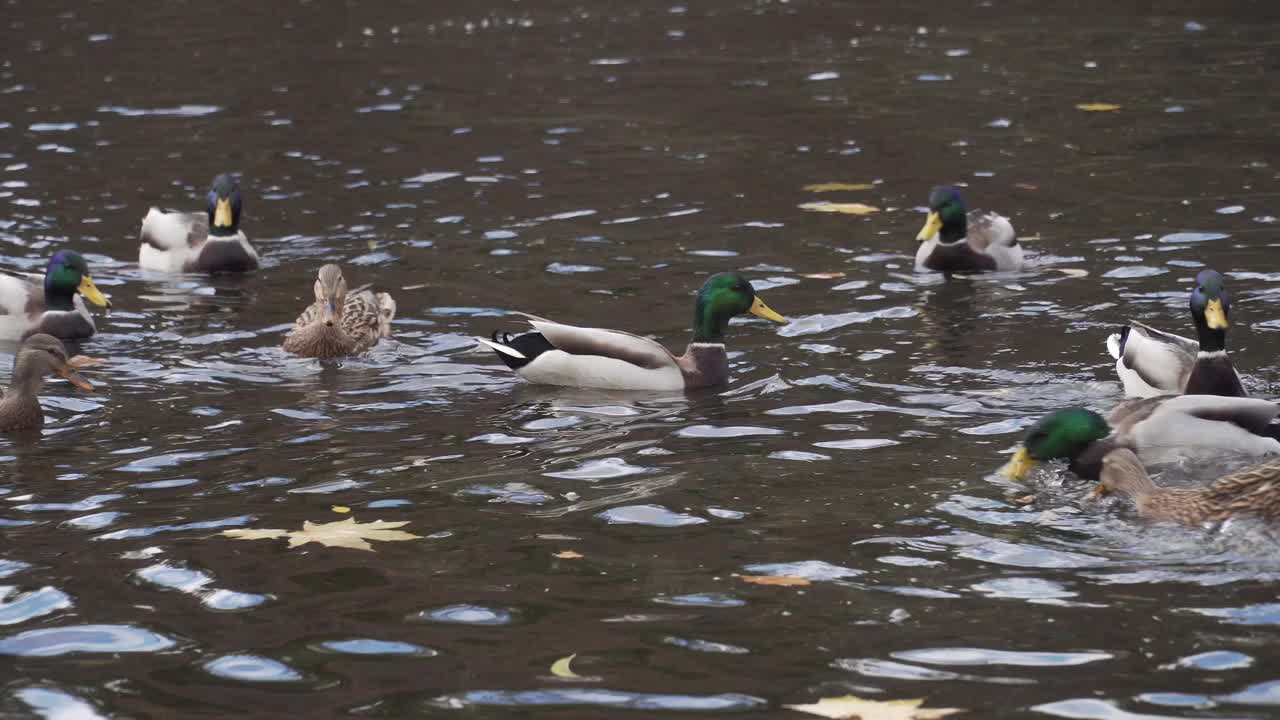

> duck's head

[
  {"left": 916, "top": 185, "right": 968, "bottom": 243},
  {"left": 14, "top": 333, "right": 95, "bottom": 392},
  {"left": 1001, "top": 407, "right": 1111, "bottom": 481},
  {"left": 206, "top": 173, "right": 242, "bottom": 237},
  {"left": 691, "top": 272, "right": 786, "bottom": 343},
  {"left": 45, "top": 250, "right": 110, "bottom": 310},
  {"left": 312, "top": 264, "right": 348, "bottom": 327},
  {"left": 1091, "top": 447, "right": 1157, "bottom": 500},
  {"left": 1190, "top": 269, "right": 1229, "bottom": 347}
]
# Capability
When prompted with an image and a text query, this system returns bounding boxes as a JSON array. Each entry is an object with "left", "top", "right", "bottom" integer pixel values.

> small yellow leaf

[
  {"left": 740, "top": 574, "right": 811, "bottom": 587},
  {"left": 1056, "top": 268, "right": 1090, "bottom": 278},
  {"left": 554, "top": 550, "right": 584, "bottom": 559},
  {"left": 801, "top": 272, "right": 847, "bottom": 280},
  {"left": 224, "top": 517, "right": 420, "bottom": 552},
  {"left": 1013, "top": 183, "right": 1039, "bottom": 191},
  {"left": 223, "top": 528, "right": 290, "bottom": 541},
  {"left": 803, "top": 182, "right": 875, "bottom": 192},
  {"left": 785, "top": 695, "right": 962, "bottom": 720},
  {"left": 799, "top": 201, "right": 880, "bottom": 215},
  {"left": 1076, "top": 102, "right": 1121, "bottom": 112},
  {"left": 332, "top": 505, "right": 351, "bottom": 514},
  {"left": 550, "top": 653, "right": 584, "bottom": 679}
]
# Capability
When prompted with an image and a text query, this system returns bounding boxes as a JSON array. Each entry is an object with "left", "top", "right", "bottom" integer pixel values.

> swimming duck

[
  {"left": 1106, "top": 269, "right": 1243, "bottom": 398},
  {"left": 477, "top": 272, "right": 786, "bottom": 391},
  {"left": 282, "top": 264, "right": 395, "bottom": 359},
  {"left": 0, "top": 250, "right": 111, "bottom": 341},
  {"left": 0, "top": 333, "right": 95, "bottom": 432},
  {"left": 139, "top": 173, "right": 260, "bottom": 274},
  {"left": 1095, "top": 448, "right": 1280, "bottom": 525},
  {"left": 915, "top": 186, "right": 1022, "bottom": 273},
  {"left": 1001, "top": 394, "right": 1280, "bottom": 482}
]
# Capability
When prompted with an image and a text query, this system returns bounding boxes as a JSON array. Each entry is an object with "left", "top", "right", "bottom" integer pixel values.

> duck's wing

[
  {"left": 527, "top": 319, "right": 677, "bottom": 370},
  {"left": 1121, "top": 395, "right": 1280, "bottom": 460},
  {"left": 1153, "top": 394, "right": 1279, "bottom": 434},
  {"left": 293, "top": 300, "right": 324, "bottom": 330},
  {"left": 140, "top": 208, "right": 209, "bottom": 251},
  {"left": 374, "top": 292, "right": 395, "bottom": 337},
  {"left": 964, "top": 210, "right": 1016, "bottom": 254},
  {"left": 1202, "top": 457, "right": 1280, "bottom": 504},
  {"left": 0, "top": 274, "right": 42, "bottom": 338},
  {"left": 1107, "top": 320, "right": 1196, "bottom": 395},
  {"left": 341, "top": 290, "right": 384, "bottom": 349}
]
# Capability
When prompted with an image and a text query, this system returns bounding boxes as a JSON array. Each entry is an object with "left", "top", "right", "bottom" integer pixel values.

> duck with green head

[
  {"left": 0, "top": 250, "right": 111, "bottom": 341},
  {"left": 1001, "top": 395, "right": 1280, "bottom": 483},
  {"left": 478, "top": 272, "right": 787, "bottom": 390},
  {"left": 1107, "top": 269, "right": 1244, "bottom": 398},
  {"left": 915, "top": 185, "right": 1023, "bottom": 273},
  {"left": 139, "top": 173, "right": 260, "bottom": 274}
]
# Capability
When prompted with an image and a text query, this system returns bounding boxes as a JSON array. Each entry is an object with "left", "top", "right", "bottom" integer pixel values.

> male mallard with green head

[
  {"left": 0, "top": 333, "right": 96, "bottom": 432},
  {"left": 282, "top": 264, "right": 395, "bottom": 359},
  {"left": 915, "top": 186, "right": 1023, "bottom": 273},
  {"left": 0, "top": 250, "right": 111, "bottom": 341},
  {"left": 1093, "top": 448, "right": 1280, "bottom": 525},
  {"left": 1001, "top": 395, "right": 1280, "bottom": 483},
  {"left": 140, "top": 173, "right": 260, "bottom": 274},
  {"left": 478, "top": 272, "right": 786, "bottom": 390},
  {"left": 1107, "top": 269, "right": 1244, "bottom": 398}
]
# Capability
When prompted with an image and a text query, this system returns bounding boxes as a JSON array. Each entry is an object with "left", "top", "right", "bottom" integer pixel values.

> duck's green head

[
  {"left": 44, "top": 250, "right": 110, "bottom": 311},
  {"left": 1001, "top": 407, "right": 1110, "bottom": 481},
  {"left": 1190, "top": 269, "right": 1229, "bottom": 349},
  {"left": 692, "top": 272, "right": 786, "bottom": 343},
  {"left": 206, "top": 173, "right": 242, "bottom": 237},
  {"left": 917, "top": 185, "right": 968, "bottom": 243}
]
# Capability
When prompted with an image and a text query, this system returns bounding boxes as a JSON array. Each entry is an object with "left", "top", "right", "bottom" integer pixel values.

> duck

[
  {"left": 282, "top": 264, "right": 395, "bottom": 359},
  {"left": 477, "top": 272, "right": 786, "bottom": 391},
  {"left": 1001, "top": 394, "right": 1280, "bottom": 483},
  {"left": 139, "top": 173, "right": 260, "bottom": 274},
  {"left": 1094, "top": 448, "right": 1280, "bottom": 525},
  {"left": 914, "top": 185, "right": 1023, "bottom": 273},
  {"left": 0, "top": 333, "right": 95, "bottom": 432},
  {"left": 1106, "top": 269, "right": 1244, "bottom": 398},
  {"left": 0, "top": 250, "right": 111, "bottom": 341}
]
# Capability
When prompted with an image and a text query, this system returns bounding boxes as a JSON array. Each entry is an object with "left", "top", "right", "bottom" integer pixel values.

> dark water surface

[{"left": 4, "top": 0, "right": 1280, "bottom": 717}]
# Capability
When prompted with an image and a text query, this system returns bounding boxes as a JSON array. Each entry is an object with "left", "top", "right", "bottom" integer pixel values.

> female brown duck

[
  {"left": 0, "top": 334, "right": 96, "bottom": 432},
  {"left": 1096, "top": 448, "right": 1280, "bottom": 525}
]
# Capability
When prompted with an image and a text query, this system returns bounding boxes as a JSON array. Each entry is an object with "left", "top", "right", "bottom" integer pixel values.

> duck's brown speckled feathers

[
  {"left": 282, "top": 265, "right": 395, "bottom": 359},
  {"left": 0, "top": 333, "right": 94, "bottom": 432},
  {"left": 1099, "top": 448, "right": 1280, "bottom": 524}
]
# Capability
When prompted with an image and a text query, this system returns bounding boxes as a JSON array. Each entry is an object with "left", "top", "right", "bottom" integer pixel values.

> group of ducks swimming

[{"left": 1, "top": 177, "right": 1277, "bottom": 529}]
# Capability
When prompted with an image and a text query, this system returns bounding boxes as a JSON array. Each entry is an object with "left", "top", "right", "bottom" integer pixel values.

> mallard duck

[
  {"left": 282, "top": 264, "right": 395, "bottom": 359},
  {"left": 1095, "top": 448, "right": 1280, "bottom": 525},
  {"left": 1001, "top": 394, "right": 1280, "bottom": 482},
  {"left": 477, "top": 272, "right": 786, "bottom": 391},
  {"left": 0, "top": 333, "right": 95, "bottom": 432},
  {"left": 139, "top": 174, "right": 260, "bottom": 274},
  {"left": 914, "top": 186, "right": 1023, "bottom": 273},
  {"left": 0, "top": 250, "right": 111, "bottom": 341},
  {"left": 1106, "top": 269, "right": 1243, "bottom": 398}
]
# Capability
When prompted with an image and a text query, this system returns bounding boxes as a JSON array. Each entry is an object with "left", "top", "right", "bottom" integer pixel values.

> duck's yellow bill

[
  {"left": 214, "top": 197, "right": 234, "bottom": 228},
  {"left": 1000, "top": 447, "right": 1037, "bottom": 481},
  {"left": 77, "top": 276, "right": 110, "bottom": 308},
  {"left": 1204, "top": 298, "right": 1228, "bottom": 330},
  {"left": 749, "top": 296, "right": 786, "bottom": 323},
  {"left": 57, "top": 367, "right": 94, "bottom": 392},
  {"left": 916, "top": 211, "right": 943, "bottom": 242}
]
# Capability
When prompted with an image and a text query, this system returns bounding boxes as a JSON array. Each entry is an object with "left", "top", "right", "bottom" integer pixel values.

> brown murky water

[{"left": 4, "top": 0, "right": 1280, "bottom": 717}]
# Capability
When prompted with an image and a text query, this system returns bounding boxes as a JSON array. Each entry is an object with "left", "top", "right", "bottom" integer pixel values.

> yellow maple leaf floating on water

[
  {"left": 799, "top": 201, "right": 880, "bottom": 215},
  {"left": 803, "top": 182, "right": 876, "bottom": 192},
  {"left": 739, "top": 574, "right": 811, "bottom": 587},
  {"left": 223, "top": 517, "right": 420, "bottom": 552},
  {"left": 785, "top": 695, "right": 962, "bottom": 720},
  {"left": 1075, "top": 102, "right": 1121, "bottom": 112}
]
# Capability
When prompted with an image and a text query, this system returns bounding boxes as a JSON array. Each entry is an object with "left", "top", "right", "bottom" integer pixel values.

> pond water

[{"left": 3, "top": 1, "right": 1280, "bottom": 717}]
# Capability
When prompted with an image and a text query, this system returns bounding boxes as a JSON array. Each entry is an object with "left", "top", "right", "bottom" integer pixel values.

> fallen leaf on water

[
  {"left": 332, "top": 505, "right": 351, "bottom": 514},
  {"left": 1013, "top": 183, "right": 1039, "bottom": 191},
  {"left": 1011, "top": 494, "right": 1037, "bottom": 506},
  {"left": 550, "top": 653, "right": 585, "bottom": 679},
  {"left": 740, "top": 574, "right": 811, "bottom": 587},
  {"left": 1076, "top": 102, "right": 1121, "bottom": 112},
  {"left": 223, "top": 517, "right": 420, "bottom": 552},
  {"left": 401, "top": 283, "right": 429, "bottom": 291},
  {"left": 554, "top": 550, "right": 584, "bottom": 559},
  {"left": 801, "top": 272, "right": 847, "bottom": 280},
  {"left": 799, "top": 201, "right": 880, "bottom": 215},
  {"left": 785, "top": 695, "right": 962, "bottom": 720},
  {"left": 1056, "top": 268, "right": 1090, "bottom": 278},
  {"left": 803, "top": 182, "right": 875, "bottom": 192}
]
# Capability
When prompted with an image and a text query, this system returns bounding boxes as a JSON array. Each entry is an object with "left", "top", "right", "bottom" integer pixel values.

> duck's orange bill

[
  {"left": 58, "top": 367, "right": 94, "bottom": 392},
  {"left": 1088, "top": 482, "right": 1108, "bottom": 500}
]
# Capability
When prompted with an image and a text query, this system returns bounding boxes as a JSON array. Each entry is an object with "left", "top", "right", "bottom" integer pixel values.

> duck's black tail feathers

[{"left": 486, "top": 330, "right": 554, "bottom": 370}]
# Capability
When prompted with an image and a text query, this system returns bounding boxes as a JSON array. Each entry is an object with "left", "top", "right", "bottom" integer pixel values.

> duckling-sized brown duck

[
  {"left": 0, "top": 333, "right": 96, "bottom": 432},
  {"left": 1095, "top": 448, "right": 1280, "bottom": 525},
  {"left": 282, "top": 264, "right": 395, "bottom": 359}
]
